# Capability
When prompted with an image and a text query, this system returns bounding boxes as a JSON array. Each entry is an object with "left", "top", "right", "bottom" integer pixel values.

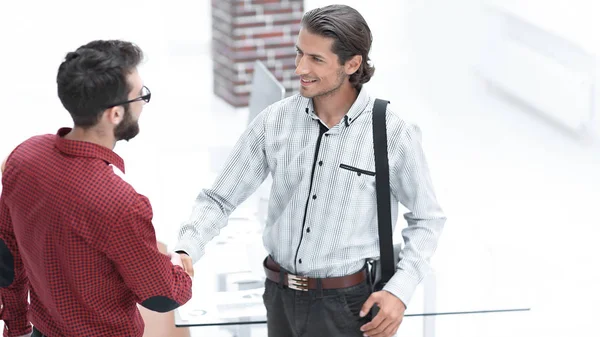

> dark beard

[{"left": 114, "top": 105, "right": 139, "bottom": 141}]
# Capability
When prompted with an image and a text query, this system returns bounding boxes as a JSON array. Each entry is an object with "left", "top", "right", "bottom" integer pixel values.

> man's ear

[
  {"left": 345, "top": 55, "right": 363, "bottom": 76},
  {"left": 104, "top": 106, "right": 124, "bottom": 125}
]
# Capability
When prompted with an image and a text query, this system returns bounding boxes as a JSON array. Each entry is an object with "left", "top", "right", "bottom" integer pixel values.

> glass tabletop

[
  {"left": 174, "top": 238, "right": 531, "bottom": 327},
  {"left": 173, "top": 208, "right": 532, "bottom": 330}
]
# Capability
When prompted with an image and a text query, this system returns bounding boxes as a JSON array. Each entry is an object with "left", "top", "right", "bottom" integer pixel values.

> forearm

[
  {"left": 176, "top": 114, "right": 270, "bottom": 262},
  {"left": 387, "top": 122, "right": 446, "bottom": 305},
  {"left": 175, "top": 189, "right": 235, "bottom": 263},
  {"left": 116, "top": 248, "right": 193, "bottom": 313},
  {"left": 384, "top": 215, "right": 445, "bottom": 306},
  {"left": 138, "top": 265, "right": 193, "bottom": 313},
  {"left": 107, "top": 197, "right": 193, "bottom": 313}
]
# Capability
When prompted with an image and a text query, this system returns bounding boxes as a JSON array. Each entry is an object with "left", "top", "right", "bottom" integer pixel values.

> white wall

[
  {"left": 486, "top": 0, "right": 598, "bottom": 53},
  {"left": 0, "top": 0, "right": 212, "bottom": 158}
]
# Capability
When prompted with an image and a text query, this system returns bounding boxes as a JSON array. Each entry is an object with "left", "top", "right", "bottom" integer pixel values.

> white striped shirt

[{"left": 176, "top": 88, "right": 446, "bottom": 305}]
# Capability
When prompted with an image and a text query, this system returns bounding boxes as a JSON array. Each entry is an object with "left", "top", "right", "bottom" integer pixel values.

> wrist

[{"left": 383, "top": 290, "right": 407, "bottom": 310}]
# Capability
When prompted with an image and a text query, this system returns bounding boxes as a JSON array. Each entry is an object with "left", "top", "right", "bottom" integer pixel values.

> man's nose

[{"left": 295, "top": 56, "right": 309, "bottom": 76}]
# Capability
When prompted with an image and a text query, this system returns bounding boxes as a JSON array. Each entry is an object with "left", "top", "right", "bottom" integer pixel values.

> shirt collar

[
  {"left": 303, "top": 88, "right": 372, "bottom": 128},
  {"left": 344, "top": 87, "right": 371, "bottom": 125},
  {"left": 54, "top": 128, "right": 126, "bottom": 174}
]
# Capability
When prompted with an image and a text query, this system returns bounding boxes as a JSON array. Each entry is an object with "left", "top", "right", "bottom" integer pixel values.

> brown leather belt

[{"left": 263, "top": 256, "right": 367, "bottom": 291}]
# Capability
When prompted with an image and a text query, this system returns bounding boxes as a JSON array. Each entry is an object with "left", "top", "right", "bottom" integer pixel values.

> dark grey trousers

[{"left": 263, "top": 278, "right": 373, "bottom": 337}]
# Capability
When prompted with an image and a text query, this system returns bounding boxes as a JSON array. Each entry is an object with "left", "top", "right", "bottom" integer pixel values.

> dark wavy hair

[
  {"left": 301, "top": 5, "right": 375, "bottom": 89},
  {"left": 56, "top": 40, "right": 143, "bottom": 127}
]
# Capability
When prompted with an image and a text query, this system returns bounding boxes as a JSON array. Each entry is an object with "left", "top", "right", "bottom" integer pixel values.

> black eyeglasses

[{"left": 106, "top": 85, "right": 151, "bottom": 108}]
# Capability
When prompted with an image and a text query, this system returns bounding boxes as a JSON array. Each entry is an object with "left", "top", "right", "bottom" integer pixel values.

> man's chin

[
  {"left": 115, "top": 130, "right": 140, "bottom": 142},
  {"left": 299, "top": 88, "right": 316, "bottom": 99},
  {"left": 121, "top": 134, "right": 139, "bottom": 142}
]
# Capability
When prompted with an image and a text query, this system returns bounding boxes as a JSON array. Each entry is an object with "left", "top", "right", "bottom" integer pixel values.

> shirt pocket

[{"left": 339, "top": 163, "right": 376, "bottom": 177}]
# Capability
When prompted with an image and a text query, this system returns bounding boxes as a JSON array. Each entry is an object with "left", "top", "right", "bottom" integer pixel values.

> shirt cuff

[
  {"left": 382, "top": 271, "right": 421, "bottom": 308},
  {"left": 174, "top": 239, "right": 204, "bottom": 264}
]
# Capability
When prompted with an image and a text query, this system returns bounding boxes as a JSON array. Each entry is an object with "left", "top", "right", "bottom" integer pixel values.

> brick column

[{"left": 212, "top": 0, "right": 304, "bottom": 107}]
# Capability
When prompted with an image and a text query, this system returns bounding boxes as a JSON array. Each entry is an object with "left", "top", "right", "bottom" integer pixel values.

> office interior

[{"left": 0, "top": 0, "right": 598, "bottom": 336}]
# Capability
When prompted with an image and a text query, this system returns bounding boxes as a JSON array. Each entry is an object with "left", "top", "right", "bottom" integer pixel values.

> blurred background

[{"left": 1, "top": 0, "right": 599, "bottom": 336}]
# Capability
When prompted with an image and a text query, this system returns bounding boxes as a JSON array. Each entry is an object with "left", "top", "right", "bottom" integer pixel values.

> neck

[
  {"left": 313, "top": 82, "right": 359, "bottom": 128},
  {"left": 64, "top": 126, "right": 117, "bottom": 150}
]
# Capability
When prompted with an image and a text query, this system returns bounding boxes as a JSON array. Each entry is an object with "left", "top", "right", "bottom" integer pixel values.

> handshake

[
  {"left": 157, "top": 241, "right": 195, "bottom": 278},
  {"left": 169, "top": 252, "right": 195, "bottom": 278}
]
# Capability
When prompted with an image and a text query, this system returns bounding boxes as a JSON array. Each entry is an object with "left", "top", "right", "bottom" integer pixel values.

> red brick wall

[{"left": 212, "top": 0, "right": 303, "bottom": 107}]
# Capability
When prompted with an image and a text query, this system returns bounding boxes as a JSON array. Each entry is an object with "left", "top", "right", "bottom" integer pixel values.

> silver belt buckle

[{"left": 287, "top": 274, "right": 309, "bottom": 291}]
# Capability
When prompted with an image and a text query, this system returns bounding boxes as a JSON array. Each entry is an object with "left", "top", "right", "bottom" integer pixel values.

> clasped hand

[{"left": 169, "top": 252, "right": 194, "bottom": 278}]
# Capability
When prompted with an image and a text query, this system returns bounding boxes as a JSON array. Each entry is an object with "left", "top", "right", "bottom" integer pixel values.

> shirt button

[
  {"left": 312, "top": 195, "right": 317, "bottom": 200},
  {"left": 325, "top": 134, "right": 329, "bottom": 137},
  {"left": 307, "top": 228, "right": 311, "bottom": 233},
  {"left": 318, "top": 161, "right": 323, "bottom": 166},
  {"left": 299, "top": 259, "right": 303, "bottom": 264}
]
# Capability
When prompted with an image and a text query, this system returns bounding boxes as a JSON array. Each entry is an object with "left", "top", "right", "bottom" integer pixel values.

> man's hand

[
  {"left": 158, "top": 242, "right": 193, "bottom": 278},
  {"left": 177, "top": 252, "right": 194, "bottom": 278},
  {"left": 359, "top": 290, "right": 406, "bottom": 337},
  {"left": 169, "top": 252, "right": 183, "bottom": 268}
]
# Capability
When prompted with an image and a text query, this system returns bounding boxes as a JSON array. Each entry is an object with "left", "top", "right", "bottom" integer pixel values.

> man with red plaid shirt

[{"left": 0, "top": 40, "right": 192, "bottom": 337}]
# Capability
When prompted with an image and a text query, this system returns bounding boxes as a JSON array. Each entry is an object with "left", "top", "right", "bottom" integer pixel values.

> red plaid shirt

[{"left": 0, "top": 128, "right": 192, "bottom": 337}]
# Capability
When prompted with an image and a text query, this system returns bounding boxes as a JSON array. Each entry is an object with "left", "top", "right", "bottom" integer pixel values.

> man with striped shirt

[{"left": 176, "top": 5, "right": 446, "bottom": 337}]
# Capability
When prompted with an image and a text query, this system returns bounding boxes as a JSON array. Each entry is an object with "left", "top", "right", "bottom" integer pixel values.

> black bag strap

[{"left": 372, "top": 98, "right": 395, "bottom": 286}]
